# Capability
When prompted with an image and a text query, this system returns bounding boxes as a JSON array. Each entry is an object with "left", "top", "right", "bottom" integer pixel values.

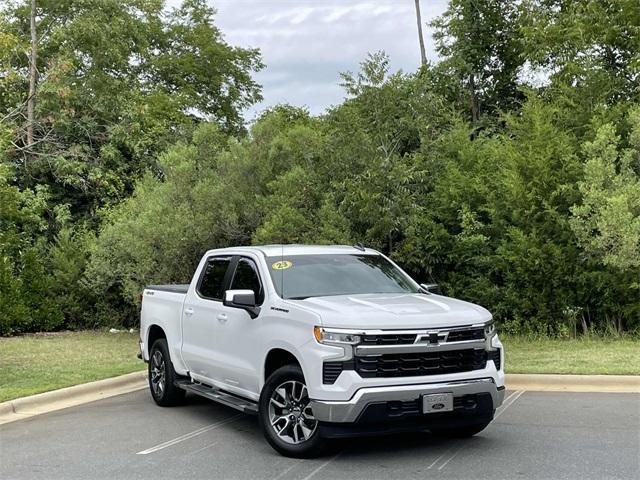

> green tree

[
  {"left": 48, "top": 226, "right": 94, "bottom": 328},
  {"left": 432, "top": 0, "right": 524, "bottom": 124},
  {"left": 253, "top": 166, "right": 351, "bottom": 245},
  {"left": 398, "top": 99, "right": 588, "bottom": 335},
  {"left": 85, "top": 124, "right": 244, "bottom": 322},
  {"left": 520, "top": 0, "right": 640, "bottom": 130},
  {"left": 329, "top": 53, "right": 455, "bottom": 251},
  {"left": 0, "top": 0, "right": 263, "bottom": 218},
  {"left": 571, "top": 109, "right": 640, "bottom": 271},
  {"left": 0, "top": 163, "right": 63, "bottom": 334}
]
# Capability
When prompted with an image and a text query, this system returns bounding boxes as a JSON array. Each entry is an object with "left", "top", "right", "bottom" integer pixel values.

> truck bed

[{"left": 147, "top": 284, "right": 190, "bottom": 294}]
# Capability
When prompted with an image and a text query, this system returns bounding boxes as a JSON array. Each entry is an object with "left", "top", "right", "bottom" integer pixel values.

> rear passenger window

[
  {"left": 230, "top": 258, "right": 264, "bottom": 305},
  {"left": 198, "top": 258, "right": 231, "bottom": 300}
]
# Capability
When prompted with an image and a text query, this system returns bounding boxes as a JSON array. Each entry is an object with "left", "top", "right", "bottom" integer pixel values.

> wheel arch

[
  {"left": 264, "top": 348, "right": 302, "bottom": 384},
  {"left": 146, "top": 324, "right": 166, "bottom": 357}
]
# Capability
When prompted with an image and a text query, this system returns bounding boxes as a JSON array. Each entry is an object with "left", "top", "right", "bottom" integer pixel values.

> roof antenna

[{"left": 354, "top": 243, "right": 365, "bottom": 251}]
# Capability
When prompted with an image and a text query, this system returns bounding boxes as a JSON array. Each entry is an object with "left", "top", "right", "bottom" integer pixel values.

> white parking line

[
  {"left": 434, "top": 390, "right": 526, "bottom": 471},
  {"left": 502, "top": 389, "right": 521, "bottom": 405},
  {"left": 136, "top": 415, "right": 242, "bottom": 455},
  {"left": 299, "top": 452, "right": 342, "bottom": 480},
  {"left": 190, "top": 440, "right": 221, "bottom": 456},
  {"left": 427, "top": 448, "right": 454, "bottom": 469},
  {"left": 494, "top": 390, "right": 525, "bottom": 420},
  {"left": 272, "top": 461, "right": 301, "bottom": 480},
  {"left": 438, "top": 445, "right": 464, "bottom": 470}
]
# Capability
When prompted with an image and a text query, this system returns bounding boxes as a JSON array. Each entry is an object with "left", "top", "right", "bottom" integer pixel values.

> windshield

[{"left": 265, "top": 254, "right": 420, "bottom": 299}]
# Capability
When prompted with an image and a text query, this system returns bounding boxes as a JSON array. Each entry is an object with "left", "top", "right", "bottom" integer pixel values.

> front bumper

[{"left": 309, "top": 377, "right": 504, "bottom": 423}]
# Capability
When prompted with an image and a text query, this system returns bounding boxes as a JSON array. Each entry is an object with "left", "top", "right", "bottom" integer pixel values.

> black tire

[
  {"left": 259, "top": 365, "right": 327, "bottom": 458},
  {"left": 430, "top": 421, "right": 491, "bottom": 438},
  {"left": 148, "top": 338, "right": 185, "bottom": 407}
]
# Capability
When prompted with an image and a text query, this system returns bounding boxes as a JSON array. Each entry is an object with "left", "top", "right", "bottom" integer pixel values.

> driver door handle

[
  {"left": 217, "top": 313, "right": 228, "bottom": 322},
  {"left": 184, "top": 308, "right": 194, "bottom": 316}
]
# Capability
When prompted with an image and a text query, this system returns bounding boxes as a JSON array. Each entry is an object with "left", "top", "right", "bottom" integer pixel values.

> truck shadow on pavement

[{"left": 179, "top": 392, "right": 492, "bottom": 459}]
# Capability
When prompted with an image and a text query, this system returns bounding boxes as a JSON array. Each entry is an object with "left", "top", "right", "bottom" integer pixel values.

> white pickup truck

[{"left": 139, "top": 245, "right": 504, "bottom": 457}]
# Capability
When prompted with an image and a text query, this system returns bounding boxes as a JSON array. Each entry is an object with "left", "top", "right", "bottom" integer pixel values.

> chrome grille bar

[{"left": 355, "top": 339, "right": 486, "bottom": 355}]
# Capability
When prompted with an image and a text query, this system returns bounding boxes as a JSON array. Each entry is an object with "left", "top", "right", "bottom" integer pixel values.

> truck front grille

[
  {"left": 355, "top": 349, "right": 486, "bottom": 378},
  {"left": 446, "top": 327, "right": 484, "bottom": 342},
  {"left": 359, "top": 326, "right": 485, "bottom": 346},
  {"left": 360, "top": 334, "right": 417, "bottom": 345}
]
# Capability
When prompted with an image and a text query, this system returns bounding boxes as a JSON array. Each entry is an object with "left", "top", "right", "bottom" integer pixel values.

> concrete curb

[
  {"left": 0, "top": 370, "right": 147, "bottom": 426},
  {"left": 506, "top": 373, "right": 640, "bottom": 393},
  {"left": 1, "top": 371, "right": 637, "bottom": 426}
]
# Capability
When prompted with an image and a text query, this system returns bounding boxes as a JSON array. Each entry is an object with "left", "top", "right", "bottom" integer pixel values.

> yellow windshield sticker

[{"left": 272, "top": 260, "right": 293, "bottom": 270}]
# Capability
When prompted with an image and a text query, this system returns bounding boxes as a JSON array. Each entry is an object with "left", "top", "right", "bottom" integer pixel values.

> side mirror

[
  {"left": 420, "top": 283, "right": 442, "bottom": 295},
  {"left": 223, "top": 289, "right": 260, "bottom": 318}
]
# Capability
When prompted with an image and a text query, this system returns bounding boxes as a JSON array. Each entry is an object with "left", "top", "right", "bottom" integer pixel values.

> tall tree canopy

[
  {"left": 432, "top": 0, "right": 524, "bottom": 123},
  {"left": 0, "top": 0, "right": 263, "bottom": 218},
  {"left": 520, "top": 0, "right": 640, "bottom": 130}
]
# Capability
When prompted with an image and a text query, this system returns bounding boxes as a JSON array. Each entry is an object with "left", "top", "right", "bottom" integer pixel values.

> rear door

[{"left": 180, "top": 256, "right": 233, "bottom": 382}]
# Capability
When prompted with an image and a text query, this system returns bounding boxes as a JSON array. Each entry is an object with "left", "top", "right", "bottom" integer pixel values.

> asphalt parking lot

[{"left": 0, "top": 388, "right": 638, "bottom": 480}]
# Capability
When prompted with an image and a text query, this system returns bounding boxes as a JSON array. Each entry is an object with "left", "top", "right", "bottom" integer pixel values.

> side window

[
  {"left": 230, "top": 258, "right": 264, "bottom": 305},
  {"left": 198, "top": 257, "right": 231, "bottom": 300}
]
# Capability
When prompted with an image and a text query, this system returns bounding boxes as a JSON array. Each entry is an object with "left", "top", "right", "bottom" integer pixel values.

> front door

[{"left": 215, "top": 256, "right": 265, "bottom": 396}]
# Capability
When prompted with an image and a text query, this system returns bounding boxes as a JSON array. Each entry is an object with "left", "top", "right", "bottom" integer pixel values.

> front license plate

[{"left": 422, "top": 393, "right": 454, "bottom": 414}]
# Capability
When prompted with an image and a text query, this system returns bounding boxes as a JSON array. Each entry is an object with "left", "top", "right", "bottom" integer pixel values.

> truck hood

[{"left": 290, "top": 293, "right": 491, "bottom": 330}]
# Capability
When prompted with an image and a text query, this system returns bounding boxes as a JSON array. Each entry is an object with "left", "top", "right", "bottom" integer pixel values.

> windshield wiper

[{"left": 287, "top": 296, "right": 311, "bottom": 300}]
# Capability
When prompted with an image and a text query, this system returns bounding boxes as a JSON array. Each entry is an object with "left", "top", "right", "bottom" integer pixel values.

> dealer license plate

[{"left": 422, "top": 393, "right": 454, "bottom": 414}]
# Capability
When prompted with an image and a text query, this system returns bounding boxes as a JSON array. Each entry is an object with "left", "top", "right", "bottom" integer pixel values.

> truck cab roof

[{"left": 203, "top": 244, "right": 380, "bottom": 258}]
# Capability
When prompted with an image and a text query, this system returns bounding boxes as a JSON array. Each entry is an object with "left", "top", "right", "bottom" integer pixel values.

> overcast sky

[{"left": 171, "top": 0, "right": 449, "bottom": 120}]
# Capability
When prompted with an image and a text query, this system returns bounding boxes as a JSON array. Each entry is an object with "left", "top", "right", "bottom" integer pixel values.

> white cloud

[{"left": 168, "top": 0, "right": 449, "bottom": 119}]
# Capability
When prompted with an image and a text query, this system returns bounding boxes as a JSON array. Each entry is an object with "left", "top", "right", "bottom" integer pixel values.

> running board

[{"left": 175, "top": 380, "right": 258, "bottom": 415}]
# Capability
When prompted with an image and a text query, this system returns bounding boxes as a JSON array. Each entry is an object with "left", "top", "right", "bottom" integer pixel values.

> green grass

[
  {"left": 0, "top": 332, "right": 638, "bottom": 403},
  {"left": 501, "top": 336, "right": 640, "bottom": 375},
  {"left": 0, "top": 330, "right": 144, "bottom": 402}
]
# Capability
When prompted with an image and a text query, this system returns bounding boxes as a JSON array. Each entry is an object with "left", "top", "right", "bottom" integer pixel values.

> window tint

[
  {"left": 230, "top": 258, "right": 264, "bottom": 304},
  {"left": 198, "top": 258, "right": 231, "bottom": 300}
]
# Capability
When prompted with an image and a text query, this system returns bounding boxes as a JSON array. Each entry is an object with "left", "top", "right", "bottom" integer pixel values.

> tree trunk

[
  {"left": 468, "top": 74, "right": 479, "bottom": 124},
  {"left": 414, "top": 0, "right": 427, "bottom": 67},
  {"left": 580, "top": 316, "right": 588, "bottom": 336},
  {"left": 26, "top": 0, "right": 37, "bottom": 152}
]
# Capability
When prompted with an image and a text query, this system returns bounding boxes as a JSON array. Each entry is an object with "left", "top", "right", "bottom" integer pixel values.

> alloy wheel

[
  {"left": 268, "top": 380, "right": 317, "bottom": 444},
  {"left": 150, "top": 350, "right": 166, "bottom": 397}
]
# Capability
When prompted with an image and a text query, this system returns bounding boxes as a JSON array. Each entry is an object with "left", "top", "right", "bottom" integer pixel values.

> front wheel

[{"left": 259, "top": 365, "right": 327, "bottom": 458}]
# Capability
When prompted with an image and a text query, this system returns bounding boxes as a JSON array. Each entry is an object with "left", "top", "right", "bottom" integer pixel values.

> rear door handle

[
  {"left": 216, "top": 313, "right": 227, "bottom": 322},
  {"left": 184, "top": 308, "right": 194, "bottom": 316}
]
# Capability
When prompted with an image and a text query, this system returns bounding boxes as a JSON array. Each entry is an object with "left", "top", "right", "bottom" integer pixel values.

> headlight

[
  {"left": 314, "top": 326, "right": 361, "bottom": 345},
  {"left": 484, "top": 320, "right": 497, "bottom": 338}
]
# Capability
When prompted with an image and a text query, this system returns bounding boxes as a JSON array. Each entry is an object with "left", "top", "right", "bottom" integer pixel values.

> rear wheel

[
  {"left": 148, "top": 338, "right": 185, "bottom": 406},
  {"left": 259, "top": 365, "right": 327, "bottom": 458}
]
